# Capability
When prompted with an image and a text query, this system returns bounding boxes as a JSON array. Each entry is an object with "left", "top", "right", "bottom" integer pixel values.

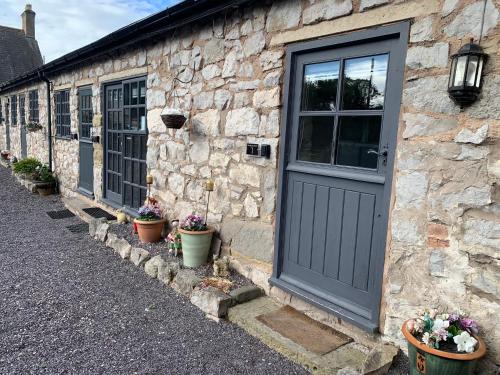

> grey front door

[
  {"left": 104, "top": 78, "right": 147, "bottom": 210},
  {"left": 5, "top": 100, "right": 10, "bottom": 151},
  {"left": 20, "top": 95, "right": 27, "bottom": 159},
  {"left": 272, "top": 24, "right": 408, "bottom": 332},
  {"left": 78, "top": 88, "right": 94, "bottom": 196}
]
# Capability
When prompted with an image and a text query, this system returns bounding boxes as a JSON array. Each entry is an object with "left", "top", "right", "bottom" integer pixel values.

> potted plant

[
  {"left": 402, "top": 310, "right": 486, "bottom": 375},
  {"left": 26, "top": 122, "right": 43, "bottom": 132},
  {"left": 1, "top": 150, "right": 9, "bottom": 160},
  {"left": 32, "top": 165, "right": 56, "bottom": 196},
  {"left": 12, "top": 157, "right": 42, "bottom": 180},
  {"left": 134, "top": 198, "right": 166, "bottom": 243},
  {"left": 178, "top": 214, "right": 213, "bottom": 268}
]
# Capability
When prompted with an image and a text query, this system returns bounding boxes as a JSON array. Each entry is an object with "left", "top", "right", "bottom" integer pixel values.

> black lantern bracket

[{"left": 448, "top": 39, "right": 488, "bottom": 107}]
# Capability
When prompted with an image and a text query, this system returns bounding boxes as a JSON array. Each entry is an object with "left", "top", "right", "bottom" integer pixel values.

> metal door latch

[{"left": 367, "top": 146, "right": 388, "bottom": 165}]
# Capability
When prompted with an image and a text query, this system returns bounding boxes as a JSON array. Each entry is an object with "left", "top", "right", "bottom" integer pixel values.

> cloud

[{"left": 0, "top": 0, "right": 181, "bottom": 62}]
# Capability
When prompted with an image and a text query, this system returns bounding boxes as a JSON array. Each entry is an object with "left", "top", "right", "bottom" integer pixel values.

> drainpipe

[{"left": 38, "top": 71, "right": 52, "bottom": 170}]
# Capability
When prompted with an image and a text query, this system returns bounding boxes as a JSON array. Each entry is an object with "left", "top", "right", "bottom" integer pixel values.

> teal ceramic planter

[
  {"left": 402, "top": 321, "right": 486, "bottom": 375},
  {"left": 179, "top": 227, "right": 214, "bottom": 268}
]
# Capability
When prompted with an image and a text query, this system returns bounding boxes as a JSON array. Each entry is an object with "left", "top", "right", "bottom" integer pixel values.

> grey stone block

[
  {"left": 130, "top": 247, "right": 150, "bottom": 267},
  {"left": 158, "top": 261, "right": 181, "bottom": 285},
  {"left": 173, "top": 269, "right": 201, "bottom": 297},
  {"left": 229, "top": 285, "right": 264, "bottom": 304},
  {"left": 190, "top": 287, "right": 233, "bottom": 318},
  {"left": 106, "top": 233, "right": 131, "bottom": 259},
  {"left": 144, "top": 255, "right": 165, "bottom": 278}
]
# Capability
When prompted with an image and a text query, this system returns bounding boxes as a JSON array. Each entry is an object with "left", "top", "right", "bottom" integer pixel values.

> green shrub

[
  {"left": 12, "top": 158, "right": 42, "bottom": 175},
  {"left": 32, "top": 165, "right": 55, "bottom": 183}
]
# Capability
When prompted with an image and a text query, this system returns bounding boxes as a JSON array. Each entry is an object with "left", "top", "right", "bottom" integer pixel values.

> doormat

[
  {"left": 256, "top": 305, "right": 353, "bottom": 355},
  {"left": 46, "top": 209, "right": 75, "bottom": 219},
  {"left": 66, "top": 223, "right": 89, "bottom": 234},
  {"left": 82, "top": 207, "right": 116, "bottom": 221}
]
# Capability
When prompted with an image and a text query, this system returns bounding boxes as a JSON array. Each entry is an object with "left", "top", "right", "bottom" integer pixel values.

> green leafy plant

[
  {"left": 12, "top": 158, "right": 42, "bottom": 175},
  {"left": 32, "top": 165, "right": 55, "bottom": 183}
]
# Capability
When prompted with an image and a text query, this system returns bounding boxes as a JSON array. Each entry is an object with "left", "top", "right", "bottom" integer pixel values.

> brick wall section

[{"left": 0, "top": 0, "right": 498, "bottom": 371}]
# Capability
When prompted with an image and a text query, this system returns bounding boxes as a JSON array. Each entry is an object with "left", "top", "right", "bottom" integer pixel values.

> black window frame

[
  {"left": 29, "top": 90, "right": 39, "bottom": 123},
  {"left": 55, "top": 90, "right": 71, "bottom": 138},
  {"left": 5, "top": 98, "right": 9, "bottom": 126},
  {"left": 19, "top": 95, "right": 26, "bottom": 126},
  {"left": 10, "top": 95, "right": 17, "bottom": 126}
]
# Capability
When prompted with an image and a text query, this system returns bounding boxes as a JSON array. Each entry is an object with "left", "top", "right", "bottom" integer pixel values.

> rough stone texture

[
  {"left": 405, "top": 43, "right": 449, "bottom": 69},
  {"left": 144, "top": 255, "right": 165, "bottom": 278},
  {"left": 360, "top": 0, "right": 389, "bottom": 12},
  {"left": 157, "top": 261, "right": 180, "bottom": 285},
  {"left": 225, "top": 108, "right": 260, "bottom": 136},
  {"left": 444, "top": 0, "right": 499, "bottom": 38},
  {"left": 89, "top": 218, "right": 106, "bottom": 238},
  {"left": 403, "top": 113, "right": 458, "bottom": 138},
  {"left": 303, "top": 0, "right": 352, "bottom": 25},
  {"left": 410, "top": 16, "right": 434, "bottom": 42},
  {"left": 173, "top": 269, "right": 201, "bottom": 297},
  {"left": 106, "top": 234, "right": 132, "bottom": 259},
  {"left": 266, "top": 0, "right": 301, "bottom": 32},
  {"left": 130, "top": 247, "right": 151, "bottom": 267},
  {"left": 403, "top": 76, "right": 459, "bottom": 115},
  {"left": 229, "top": 285, "right": 264, "bottom": 303},
  {"left": 220, "top": 219, "right": 274, "bottom": 262},
  {"left": 454, "top": 124, "right": 489, "bottom": 144},
  {"left": 95, "top": 221, "right": 110, "bottom": 242},
  {"left": 190, "top": 287, "right": 233, "bottom": 318}
]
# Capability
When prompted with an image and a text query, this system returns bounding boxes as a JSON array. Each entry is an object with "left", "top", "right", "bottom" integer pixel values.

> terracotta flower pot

[
  {"left": 134, "top": 218, "right": 166, "bottom": 243},
  {"left": 35, "top": 182, "right": 55, "bottom": 196},
  {"left": 178, "top": 227, "right": 214, "bottom": 268},
  {"left": 402, "top": 320, "right": 486, "bottom": 375}
]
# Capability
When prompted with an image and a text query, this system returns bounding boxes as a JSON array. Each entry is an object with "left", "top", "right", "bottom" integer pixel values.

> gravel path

[{"left": 0, "top": 166, "right": 308, "bottom": 375}]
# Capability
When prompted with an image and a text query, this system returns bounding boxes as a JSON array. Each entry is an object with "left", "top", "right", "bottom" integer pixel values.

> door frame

[
  {"left": 77, "top": 86, "right": 94, "bottom": 198},
  {"left": 270, "top": 22, "right": 410, "bottom": 332},
  {"left": 100, "top": 75, "right": 147, "bottom": 216}
]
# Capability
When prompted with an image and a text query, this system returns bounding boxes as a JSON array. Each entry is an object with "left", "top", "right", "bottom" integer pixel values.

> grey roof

[{"left": 0, "top": 25, "right": 43, "bottom": 84}]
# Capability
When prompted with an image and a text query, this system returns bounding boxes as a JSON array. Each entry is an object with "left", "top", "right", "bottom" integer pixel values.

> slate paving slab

[{"left": 0, "top": 166, "right": 308, "bottom": 375}]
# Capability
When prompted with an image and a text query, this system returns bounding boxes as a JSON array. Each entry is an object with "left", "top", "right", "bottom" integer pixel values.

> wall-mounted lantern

[{"left": 448, "top": 41, "right": 488, "bottom": 106}]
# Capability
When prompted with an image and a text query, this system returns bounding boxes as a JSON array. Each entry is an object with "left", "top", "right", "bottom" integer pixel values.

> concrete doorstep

[{"left": 228, "top": 297, "right": 398, "bottom": 375}]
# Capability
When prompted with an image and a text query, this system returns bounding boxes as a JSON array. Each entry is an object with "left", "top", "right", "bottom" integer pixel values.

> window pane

[
  {"left": 335, "top": 116, "right": 382, "bottom": 169},
  {"left": 131, "top": 82, "right": 138, "bottom": 105},
  {"left": 342, "top": 54, "right": 388, "bottom": 110},
  {"left": 139, "top": 81, "right": 146, "bottom": 105},
  {"left": 453, "top": 56, "right": 467, "bottom": 87},
  {"left": 301, "top": 61, "right": 339, "bottom": 111},
  {"left": 131, "top": 107, "right": 138, "bottom": 130},
  {"left": 466, "top": 56, "right": 479, "bottom": 87},
  {"left": 297, "top": 116, "right": 334, "bottom": 164}
]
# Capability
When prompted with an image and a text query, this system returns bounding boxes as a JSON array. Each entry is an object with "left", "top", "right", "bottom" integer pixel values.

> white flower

[
  {"left": 454, "top": 331, "right": 478, "bottom": 353},
  {"left": 432, "top": 319, "right": 450, "bottom": 332},
  {"left": 422, "top": 332, "right": 431, "bottom": 345}
]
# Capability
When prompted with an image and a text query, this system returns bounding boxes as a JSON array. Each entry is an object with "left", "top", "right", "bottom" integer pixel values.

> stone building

[
  {"left": 0, "top": 0, "right": 498, "bottom": 372},
  {"left": 0, "top": 4, "right": 43, "bottom": 151}
]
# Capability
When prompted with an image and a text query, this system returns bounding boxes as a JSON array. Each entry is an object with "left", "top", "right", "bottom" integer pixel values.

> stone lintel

[{"left": 270, "top": 0, "right": 440, "bottom": 46}]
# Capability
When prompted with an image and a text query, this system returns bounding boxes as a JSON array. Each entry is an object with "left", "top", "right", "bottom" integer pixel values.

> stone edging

[{"left": 88, "top": 218, "right": 264, "bottom": 320}]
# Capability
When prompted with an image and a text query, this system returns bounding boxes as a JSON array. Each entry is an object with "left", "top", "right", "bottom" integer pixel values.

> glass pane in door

[
  {"left": 335, "top": 116, "right": 382, "bottom": 169},
  {"left": 297, "top": 116, "right": 334, "bottom": 163},
  {"left": 342, "top": 54, "right": 388, "bottom": 110},
  {"left": 301, "top": 61, "right": 340, "bottom": 111}
]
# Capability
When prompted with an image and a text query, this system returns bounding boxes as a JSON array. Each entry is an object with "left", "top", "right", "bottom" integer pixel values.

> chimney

[{"left": 21, "top": 4, "right": 35, "bottom": 38}]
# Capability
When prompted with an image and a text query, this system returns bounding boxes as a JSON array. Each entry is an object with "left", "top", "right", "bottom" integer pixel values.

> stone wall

[{"left": 0, "top": 0, "right": 499, "bottom": 371}]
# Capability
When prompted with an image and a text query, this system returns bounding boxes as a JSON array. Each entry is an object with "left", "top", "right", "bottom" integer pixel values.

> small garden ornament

[
  {"left": 166, "top": 220, "right": 182, "bottom": 257},
  {"left": 134, "top": 197, "right": 166, "bottom": 243},
  {"left": 402, "top": 309, "right": 486, "bottom": 375},
  {"left": 32, "top": 165, "right": 56, "bottom": 196},
  {"left": 179, "top": 214, "right": 213, "bottom": 268}
]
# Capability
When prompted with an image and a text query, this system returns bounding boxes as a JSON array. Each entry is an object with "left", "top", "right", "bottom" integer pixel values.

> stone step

[
  {"left": 63, "top": 196, "right": 118, "bottom": 224},
  {"left": 228, "top": 297, "right": 397, "bottom": 375}
]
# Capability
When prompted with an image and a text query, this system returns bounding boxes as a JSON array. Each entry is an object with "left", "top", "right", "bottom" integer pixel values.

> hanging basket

[{"left": 161, "top": 107, "right": 187, "bottom": 129}]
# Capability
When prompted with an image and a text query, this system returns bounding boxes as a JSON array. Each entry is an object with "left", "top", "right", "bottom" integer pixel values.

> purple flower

[
  {"left": 460, "top": 317, "right": 479, "bottom": 335},
  {"left": 181, "top": 213, "right": 207, "bottom": 231},
  {"left": 448, "top": 313, "right": 460, "bottom": 323}
]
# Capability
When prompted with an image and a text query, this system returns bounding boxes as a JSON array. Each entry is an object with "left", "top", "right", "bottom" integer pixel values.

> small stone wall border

[{"left": 89, "top": 218, "right": 263, "bottom": 320}]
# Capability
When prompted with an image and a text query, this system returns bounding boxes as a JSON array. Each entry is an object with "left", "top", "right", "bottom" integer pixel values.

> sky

[{"left": 0, "top": 0, "right": 182, "bottom": 63}]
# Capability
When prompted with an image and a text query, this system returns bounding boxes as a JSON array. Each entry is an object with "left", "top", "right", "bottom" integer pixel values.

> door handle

[{"left": 367, "top": 149, "right": 388, "bottom": 157}]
